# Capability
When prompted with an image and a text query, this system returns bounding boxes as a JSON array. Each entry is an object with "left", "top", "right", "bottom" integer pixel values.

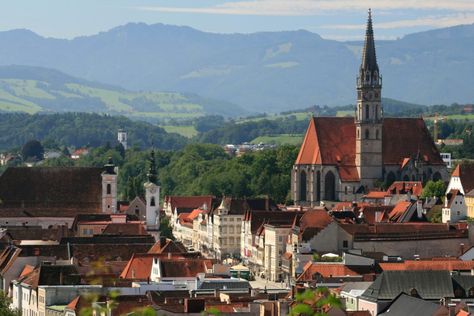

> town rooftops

[
  {"left": 387, "top": 181, "right": 423, "bottom": 196},
  {"left": 165, "top": 195, "right": 215, "bottom": 212},
  {"left": 17, "top": 264, "right": 81, "bottom": 289},
  {"left": 297, "top": 262, "right": 362, "bottom": 282},
  {"left": 295, "top": 117, "right": 444, "bottom": 181},
  {"left": 0, "top": 167, "right": 103, "bottom": 214}
]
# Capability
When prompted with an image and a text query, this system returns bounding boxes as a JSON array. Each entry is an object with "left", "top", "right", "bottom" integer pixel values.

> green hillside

[{"left": 0, "top": 65, "right": 246, "bottom": 122}]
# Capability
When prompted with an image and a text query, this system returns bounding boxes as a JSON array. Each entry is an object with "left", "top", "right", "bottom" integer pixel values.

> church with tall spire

[{"left": 292, "top": 10, "right": 448, "bottom": 205}]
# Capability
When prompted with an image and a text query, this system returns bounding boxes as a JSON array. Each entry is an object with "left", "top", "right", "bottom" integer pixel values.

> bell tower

[
  {"left": 355, "top": 9, "right": 383, "bottom": 188},
  {"left": 144, "top": 150, "right": 160, "bottom": 239}
]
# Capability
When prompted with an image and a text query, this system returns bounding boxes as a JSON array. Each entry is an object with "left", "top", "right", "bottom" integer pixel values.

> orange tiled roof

[
  {"left": 297, "top": 263, "right": 359, "bottom": 281},
  {"left": 388, "top": 201, "right": 412, "bottom": 221},
  {"left": 380, "top": 260, "right": 474, "bottom": 272},
  {"left": 365, "top": 191, "right": 389, "bottom": 199}
]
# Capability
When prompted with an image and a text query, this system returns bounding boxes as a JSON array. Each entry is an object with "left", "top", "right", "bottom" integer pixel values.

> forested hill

[
  {"left": 0, "top": 65, "right": 246, "bottom": 121},
  {"left": 0, "top": 112, "right": 187, "bottom": 150}
]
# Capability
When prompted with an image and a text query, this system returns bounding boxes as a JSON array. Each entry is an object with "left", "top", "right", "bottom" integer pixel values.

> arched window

[
  {"left": 375, "top": 105, "right": 378, "bottom": 120},
  {"left": 150, "top": 197, "right": 156, "bottom": 207},
  {"left": 300, "top": 171, "right": 307, "bottom": 202},
  {"left": 106, "top": 184, "right": 111, "bottom": 195},
  {"left": 365, "top": 129, "right": 370, "bottom": 140},
  {"left": 316, "top": 171, "right": 321, "bottom": 202},
  {"left": 365, "top": 104, "right": 370, "bottom": 120},
  {"left": 324, "top": 171, "right": 336, "bottom": 201}
]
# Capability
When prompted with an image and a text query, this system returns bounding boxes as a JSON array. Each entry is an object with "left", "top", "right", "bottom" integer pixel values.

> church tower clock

[{"left": 355, "top": 9, "right": 383, "bottom": 189}]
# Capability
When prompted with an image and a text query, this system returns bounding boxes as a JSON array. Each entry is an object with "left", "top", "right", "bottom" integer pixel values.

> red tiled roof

[
  {"left": 299, "top": 208, "right": 333, "bottom": 231},
  {"left": 452, "top": 163, "right": 474, "bottom": 193},
  {"left": 297, "top": 263, "right": 360, "bottom": 282},
  {"left": 148, "top": 238, "right": 187, "bottom": 254},
  {"left": 388, "top": 201, "right": 412, "bottom": 221},
  {"left": 387, "top": 181, "right": 423, "bottom": 196},
  {"left": 159, "top": 258, "right": 214, "bottom": 278},
  {"left": 365, "top": 191, "right": 389, "bottom": 199},
  {"left": 119, "top": 254, "right": 153, "bottom": 280},
  {"left": 358, "top": 205, "right": 393, "bottom": 224},
  {"left": 295, "top": 117, "right": 444, "bottom": 181},
  {"left": 19, "top": 264, "right": 35, "bottom": 278},
  {"left": 165, "top": 196, "right": 214, "bottom": 210},
  {"left": 380, "top": 260, "right": 474, "bottom": 272}
]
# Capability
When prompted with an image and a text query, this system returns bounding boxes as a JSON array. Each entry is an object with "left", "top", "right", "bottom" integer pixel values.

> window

[
  {"left": 365, "top": 104, "right": 370, "bottom": 120},
  {"left": 343, "top": 240, "right": 348, "bottom": 248},
  {"left": 365, "top": 129, "right": 370, "bottom": 139},
  {"left": 229, "top": 226, "right": 234, "bottom": 234},
  {"left": 106, "top": 183, "right": 111, "bottom": 195},
  {"left": 376, "top": 129, "right": 379, "bottom": 139},
  {"left": 150, "top": 197, "right": 155, "bottom": 207}
]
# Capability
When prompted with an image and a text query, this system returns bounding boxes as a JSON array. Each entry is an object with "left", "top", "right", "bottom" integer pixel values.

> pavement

[{"left": 250, "top": 276, "right": 290, "bottom": 291}]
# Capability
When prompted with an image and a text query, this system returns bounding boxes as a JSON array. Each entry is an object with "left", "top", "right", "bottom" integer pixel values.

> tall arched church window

[
  {"left": 365, "top": 104, "right": 370, "bottom": 120},
  {"left": 150, "top": 197, "right": 156, "bottom": 207},
  {"left": 365, "top": 129, "right": 370, "bottom": 140},
  {"left": 300, "top": 171, "right": 307, "bottom": 202}
]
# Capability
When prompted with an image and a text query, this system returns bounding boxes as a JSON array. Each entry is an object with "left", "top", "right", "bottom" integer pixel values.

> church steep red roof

[{"left": 295, "top": 117, "right": 444, "bottom": 181}]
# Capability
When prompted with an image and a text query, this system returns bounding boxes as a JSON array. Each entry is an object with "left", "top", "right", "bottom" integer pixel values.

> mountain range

[{"left": 0, "top": 23, "right": 472, "bottom": 112}]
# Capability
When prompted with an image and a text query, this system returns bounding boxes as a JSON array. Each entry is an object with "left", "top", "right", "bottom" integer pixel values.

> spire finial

[{"left": 358, "top": 8, "right": 379, "bottom": 87}]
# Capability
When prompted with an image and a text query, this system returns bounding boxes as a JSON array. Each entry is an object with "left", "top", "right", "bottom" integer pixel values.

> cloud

[
  {"left": 324, "top": 13, "right": 474, "bottom": 30},
  {"left": 137, "top": 0, "right": 474, "bottom": 17}
]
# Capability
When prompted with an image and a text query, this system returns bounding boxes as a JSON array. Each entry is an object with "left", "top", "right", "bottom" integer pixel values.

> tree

[
  {"left": 0, "top": 290, "right": 20, "bottom": 316},
  {"left": 160, "top": 217, "right": 175, "bottom": 240},
  {"left": 421, "top": 180, "right": 446, "bottom": 199},
  {"left": 291, "top": 288, "right": 342, "bottom": 316},
  {"left": 21, "top": 139, "right": 44, "bottom": 161}
]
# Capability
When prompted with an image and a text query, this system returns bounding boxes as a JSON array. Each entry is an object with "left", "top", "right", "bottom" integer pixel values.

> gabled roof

[
  {"left": 388, "top": 201, "right": 412, "bottom": 222},
  {"left": 18, "top": 264, "right": 81, "bottom": 289},
  {"left": 446, "top": 189, "right": 463, "bottom": 208},
  {"left": 452, "top": 164, "right": 474, "bottom": 194},
  {"left": 159, "top": 258, "right": 215, "bottom": 278},
  {"left": 297, "top": 262, "right": 360, "bottom": 282},
  {"left": 148, "top": 238, "right": 187, "bottom": 254},
  {"left": 0, "top": 167, "right": 103, "bottom": 214},
  {"left": 165, "top": 196, "right": 214, "bottom": 211},
  {"left": 361, "top": 270, "right": 454, "bottom": 301},
  {"left": 101, "top": 223, "right": 147, "bottom": 235},
  {"left": 378, "top": 293, "right": 448, "bottom": 316}
]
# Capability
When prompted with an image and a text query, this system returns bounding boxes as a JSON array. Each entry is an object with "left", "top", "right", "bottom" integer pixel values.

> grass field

[
  {"left": 251, "top": 134, "right": 304, "bottom": 146},
  {"left": 237, "top": 112, "right": 310, "bottom": 124},
  {"left": 160, "top": 125, "right": 198, "bottom": 138},
  {"left": 424, "top": 114, "right": 474, "bottom": 121}
]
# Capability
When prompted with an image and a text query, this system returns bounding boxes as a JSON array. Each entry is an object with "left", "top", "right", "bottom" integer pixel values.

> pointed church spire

[
  {"left": 147, "top": 149, "right": 158, "bottom": 184},
  {"left": 359, "top": 9, "right": 380, "bottom": 87}
]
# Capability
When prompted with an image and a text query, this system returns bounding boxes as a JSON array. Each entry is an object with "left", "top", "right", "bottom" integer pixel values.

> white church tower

[
  {"left": 118, "top": 129, "right": 128, "bottom": 150},
  {"left": 144, "top": 150, "right": 160, "bottom": 239},
  {"left": 102, "top": 157, "right": 117, "bottom": 213}
]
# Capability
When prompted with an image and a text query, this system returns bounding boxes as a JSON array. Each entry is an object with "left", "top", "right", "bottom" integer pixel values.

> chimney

[{"left": 416, "top": 200, "right": 423, "bottom": 219}]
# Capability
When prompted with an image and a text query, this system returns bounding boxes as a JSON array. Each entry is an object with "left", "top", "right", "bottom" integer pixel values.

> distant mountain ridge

[
  {"left": 0, "top": 23, "right": 472, "bottom": 111},
  {"left": 0, "top": 65, "right": 246, "bottom": 121}
]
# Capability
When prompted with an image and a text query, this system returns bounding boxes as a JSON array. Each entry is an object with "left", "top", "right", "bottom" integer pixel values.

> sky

[{"left": 0, "top": 0, "right": 473, "bottom": 40}]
